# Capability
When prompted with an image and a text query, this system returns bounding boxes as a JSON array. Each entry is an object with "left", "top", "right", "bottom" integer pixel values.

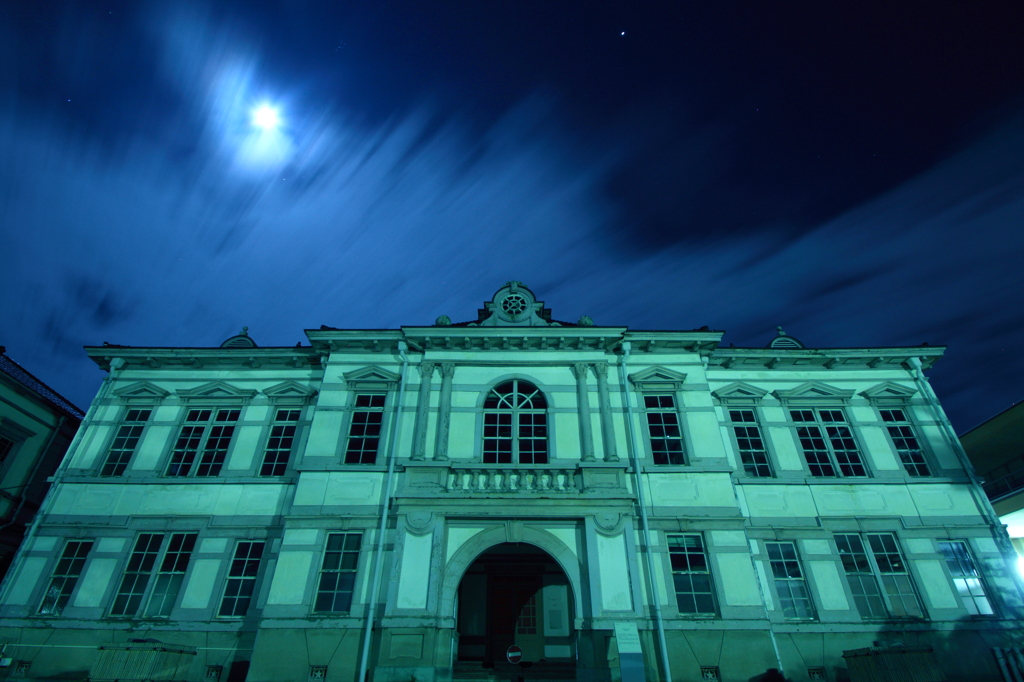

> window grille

[
  {"left": 669, "top": 534, "right": 716, "bottom": 615},
  {"left": 218, "top": 541, "right": 264, "bottom": 617},
  {"left": 314, "top": 533, "right": 361, "bottom": 613},
  {"left": 835, "top": 533, "right": 923, "bottom": 619},
  {"left": 644, "top": 395, "right": 685, "bottom": 465},
  {"left": 728, "top": 409, "right": 773, "bottom": 477},
  {"left": 345, "top": 395, "right": 386, "bottom": 464},
  {"left": 766, "top": 541, "right": 815, "bottom": 619},
  {"left": 38, "top": 540, "right": 93, "bottom": 615},
  {"left": 260, "top": 408, "right": 301, "bottom": 475},
  {"left": 938, "top": 541, "right": 994, "bottom": 615},
  {"left": 111, "top": 534, "right": 163, "bottom": 616},
  {"left": 166, "top": 408, "right": 240, "bottom": 477},
  {"left": 483, "top": 380, "right": 548, "bottom": 464},
  {"left": 110, "top": 533, "right": 197, "bottom": 617},
  {"left": 879, "top": 409, "right": 930, "bottom": 476},
  {"left": 146, "top": 533, "right": 197, "bottom": 617},
  {"left": 101, "top": 409, "right": 152, "bottom": 476},
  {"left": 791, "top": 409, "right": 866, "bottom": 477}
]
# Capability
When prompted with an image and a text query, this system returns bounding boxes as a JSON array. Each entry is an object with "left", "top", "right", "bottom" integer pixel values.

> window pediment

[
  {"left": 344, "top": 366, "right": 401, "bottom": 391},
  {"left": 711, "top": 382, "right": 768, "bottom": 405},
  {"left": 860, "top": 382, "right": 917, "bottom": 404},
  {"left": 262, "top": 380, "right": 318, "bottom": 403},
  {"left": 113, "top": 381, "right": 171, "bottom": 402},
  {"left": 176, "top": 381, "right": 257, "bottom": 403},
  {"left": 629, "top": 366, "right": 687, "bottom": 392},
  {"left": 772, "top": 381, "right": 854, "bottom": 405}
]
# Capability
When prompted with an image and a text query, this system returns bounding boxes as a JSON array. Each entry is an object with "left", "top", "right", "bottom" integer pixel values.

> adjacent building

[
  {"left": 0, "top": 283, "right": 1021, "bottom": 682},
  {"left": 0, "top": 347, "right": 83, "bottom": 581}
]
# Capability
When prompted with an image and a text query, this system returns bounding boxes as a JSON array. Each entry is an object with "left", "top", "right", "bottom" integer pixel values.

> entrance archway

[{"left": 455, "top": 543, "right": 576, "bottom": 670}]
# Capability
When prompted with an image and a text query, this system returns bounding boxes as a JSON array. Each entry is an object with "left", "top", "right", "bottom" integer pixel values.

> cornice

[
  {"left": 707, "top": 346, "right": 944, "bottom": 372},
  {"left": 85, "top": 346, "right": 320, "bottom": 372}
]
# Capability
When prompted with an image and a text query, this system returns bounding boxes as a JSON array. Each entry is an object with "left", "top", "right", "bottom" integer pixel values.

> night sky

[{"left": 2, "top": 2, "right": 1023, "bottom": 432}]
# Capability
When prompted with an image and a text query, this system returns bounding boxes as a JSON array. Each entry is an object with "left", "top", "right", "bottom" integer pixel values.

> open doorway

[{"left": 456, "top": 543, "right": 575, "bottom": 669}]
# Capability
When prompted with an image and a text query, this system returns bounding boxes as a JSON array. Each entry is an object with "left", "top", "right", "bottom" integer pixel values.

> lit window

[
  {"left": 879, "top": 409, "right": 931, "bottom": 477},
  {"left": 218, "top": 541, "right": 264, "bottom": 617},
  {"left": 166, "top": 408, "right": 240, "bottom": 477},
  {"left": 765, "top": 542, "right": 814, "bottom": 619},
  {"left": 728, "top": 409, "right": 773, "bottom": 477},
  {"left": 110, "top": 533, "right": 197, "bottom": 617},
  {"left": 669, "top": 534, "right": 716, "bottom": 615},
  {"left": 835, "top": 533, "right": 923, "bottom": 619},
  {"left": 345, "top": 395, "right": 386, "bottom": 464},
  {"left": 101, "top": 409, "right": 152, "bottom": 476},
  {"left": 791, "top": 409, "right": 866, "bottom": 477},
  {"left": 260, "top": 409, "right": 301, "bottom": 476},
  {"left": 483, "top": 380, "right": 548, "bottom": 464},
  {"left": 38, "top": 541, "right": 93, "bottom": 615},
  {"left": 314, "top": 533, "right": 361, "bottom": 613},
  {"left": 938, "top": 541, "right": 994, "bottom": 615},
  {"left": 644, "top": 395, "right": 685, "bottom": 465}
]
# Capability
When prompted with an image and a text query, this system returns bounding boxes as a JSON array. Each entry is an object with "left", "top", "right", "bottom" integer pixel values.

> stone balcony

[{"left": 397, "top": 461, "right": 630, "bottom": 498}]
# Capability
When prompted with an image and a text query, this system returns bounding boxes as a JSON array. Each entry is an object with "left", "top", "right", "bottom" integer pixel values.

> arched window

[{"left": 483, "top": 380, "right": 548, "bottom": 464}]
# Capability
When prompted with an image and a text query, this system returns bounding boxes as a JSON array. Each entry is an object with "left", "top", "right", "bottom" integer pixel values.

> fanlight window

[{"left": 483, "top": 380, "right": 548, "bottom": 464}]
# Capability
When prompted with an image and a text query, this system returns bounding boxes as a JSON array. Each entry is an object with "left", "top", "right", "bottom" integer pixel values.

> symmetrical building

[
  {"left": 0, "top": 347, "right": 83, "bottom": 581},
  {"left": 0, "top": 283, "right": 1021, "bottom": 682}
]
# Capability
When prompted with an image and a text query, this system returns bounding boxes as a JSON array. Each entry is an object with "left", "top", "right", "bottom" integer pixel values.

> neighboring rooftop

[{"left": 0, "top": 347, "right": 85, "bottom": 419}]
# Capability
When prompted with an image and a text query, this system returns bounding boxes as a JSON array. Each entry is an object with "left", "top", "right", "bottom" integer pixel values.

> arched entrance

[{"left": 455, "top": 543, "right": 575, "bottom": 672}]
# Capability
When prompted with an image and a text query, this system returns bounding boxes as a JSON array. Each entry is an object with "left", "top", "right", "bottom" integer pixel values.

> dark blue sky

[{"left": 2, "top": 1, "right": 1023, "bottom": 431}]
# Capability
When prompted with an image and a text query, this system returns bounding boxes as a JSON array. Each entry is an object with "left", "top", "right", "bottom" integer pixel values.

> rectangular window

[
  {"left": 938, "top": 541, "right": 994, "bottom": 615},
  {"left": 166, "top": 408, "right": 240, "bottom": 477},
  {"left": 766, "top": 542, "right": 814, "bottom": 619},
  {"left": 879, "top": 409, "right": 931, "bottom": 477},
  {"left": 218, "top": 541, "right": 264, "bottom": 617},
  {"left": 728, "top": 409, "right": 773, "bottom": 477},
  {"left": 109, "top": 533, "right": 197, "bottom": 617},
  {"left": 260, "top": 409, "right": 301, "bottom": 476},
  {"left": 644, "top": 395, "right": 685, "bottom": 465},
  {"left": 314, "top": 533, "right": 361, "bottom": 613},
  {"left": 38, "top": 540, "right": 93, "bottom": 615},
  {"left": 345, "top": 395, "right": 385, "bottom": 464},
  {"left": 791, "top": 409, "right": 866, "bottom": 477},
  {"left": 101, "top": 409, "right": 152, "bottom": 476},
  {"left": 835, "top": 533, "right": 923, "bottom": 619},
  {"left": 668, "top": 534, "right": 716, "bottom": 615}
]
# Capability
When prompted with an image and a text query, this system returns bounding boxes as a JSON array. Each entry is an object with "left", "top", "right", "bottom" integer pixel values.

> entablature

[
  {"left": 707, "top": 346, "right": 944, "bottom": 372},
  {"left": 86, "top": 346, "right": 320, "bottom": 371}
]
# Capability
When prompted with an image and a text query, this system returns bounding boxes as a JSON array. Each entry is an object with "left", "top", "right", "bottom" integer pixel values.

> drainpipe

[
  {"left": 908, "top": 356, "right": 1024, "bottom": 599},
  {"left": 619, "top": 342, "right": 673, "bottom": 682},
  {"left": 358, "top": 341, "right": 410, "bottom": 682}
]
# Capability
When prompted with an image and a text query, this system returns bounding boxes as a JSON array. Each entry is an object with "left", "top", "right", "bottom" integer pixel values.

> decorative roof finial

[{"left": 241, "top": 326, "right": 249, "bottom": 336}]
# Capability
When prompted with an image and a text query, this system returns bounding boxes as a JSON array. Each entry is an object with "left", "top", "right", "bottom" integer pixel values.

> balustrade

[{"left": 445, "top": 467, "right": 579, "bottom": 493}]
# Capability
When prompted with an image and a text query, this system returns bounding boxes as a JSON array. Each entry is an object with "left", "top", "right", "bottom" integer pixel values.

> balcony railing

[{"left": 445, "top": 467, "right": 580, "bottom": 493}]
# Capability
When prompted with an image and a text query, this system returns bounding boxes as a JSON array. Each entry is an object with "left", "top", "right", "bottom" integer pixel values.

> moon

[{"left": 251, "top": 104, "right": 281, "bottom": 131}]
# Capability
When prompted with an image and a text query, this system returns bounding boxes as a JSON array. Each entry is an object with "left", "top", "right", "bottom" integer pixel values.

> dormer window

[{"left": 483, "top": 380, "right": 548, "bottom": 464}]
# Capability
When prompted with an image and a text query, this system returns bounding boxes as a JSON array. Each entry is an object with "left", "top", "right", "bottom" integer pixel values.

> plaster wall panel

[
  {"left": 294, "top": 473, "right": 329, "bottom": 506},
  {"left": 153, "top": 405, "right": 179, "bottom": 422},
  {"left": 131, "top": 425, "right": 173, "bottom": 471},
  {"left": 72, "top": 423, "right": 110, "bottom": 469},
  {"left": 324, "top": 473, "right": 382, "bottom": 505},
  {"left": 30, "top": 536, "right": 59, "bottom": 552},
  {"left": 213, "top": 485, "right": 243, "bottom": 516},
  {"left": 74, "top": 558, "right": 118, "bottom": 607},
  {"left": 226, "top": 425, "right": 262, "bottom": 470},
  {"left": 596, "top": 532, "right": 632, "bottom": 611},
  {"left": 767, "top": 426, "right": 805, "bottom": 471},
  {"left": 447, "top": 412, "right": 476, "bottom": 460},
  {"left": 800, "top": 539, "right": 832, "bottom": 556},
  {"left": 759, "top": 405, "right": 788, "bottom": 423},
  {"left": 807, "top": 561, "right": 850, "bottom": 610},
  {"left": 811, "top": 485, "right": 917, "bottom": 517},
  {"left": 267, "top": 551, "right": 314, "bottom": 605},
  {"left": 446, "top": 527, "right": 486, "bottom": 565},
  {"left": 753, "top": 560, "right": 774, "bottom": 611},
  {"left": 920, "top": 424, "right": 959, "bottom": 469},
  {"left": 554, "top": 413, "right": 578, "bottom": 460},
  {"left": 742, "top": 485, "right": 818, "bottom": 518},
  {"left": 974, "top": 538, "right": 998, "bottom": 554},
  {"left": 905, "top": 538, "right": 934, "bottom": 554},
  {"left": 645, "top": 473, "right": 735, "bottom": 508},
  {"left": 859, "top": 426, "right": 900, "bottom": 470},
  {"left": 180, "top": 559, "right": 221, "bottom": 609},
  {"left": 716, "top": 553, "right": 761, "bottom": 606},
  {"left": 909, "top": 485, "right": 983, "bottom": 518},
  {"left": 396, "top": 531, "right": 433, "bottom": 609},
  {"left": 96, "top": 537, "right": 125, "bottom": 554},
  {"left": 4, "top": 556, "right": 47, "bottom": 605},
  {"left": 849, "top": 405, "right": 879, "bottom": 423},
  {"left": 245, "top": 404, "right": 269, "bottom": 422},
  {"left": 915, "top": 559, "right": 959, "bottom": 609},
  {"left": 283, "top": 529, "right": 320, "bottom": 546},
  {"left": 545, "top": 527, "right": 579, "bottom": 560},
  {"left": 199, "top": 538, "right": 228, "bottom": 554},
  {"left": 314, "top": 387, "right": 348, "bottom": 407},
  {"left": 711, "top": 531, "right": 747, "bottom": 547},
  {"left": 304, "top": 412, "right": 344, "bottom": 458},
  {"left": 686, "top": 412, "right": 728, "bottom": 460}
]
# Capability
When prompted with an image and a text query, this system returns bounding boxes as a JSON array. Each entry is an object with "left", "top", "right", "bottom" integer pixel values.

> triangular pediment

[
  {"left": 861, "top": 382, "right": 917, "bottom": 403},
  {"left": 344, "top": 366, "right": 401, "bottom": 390},
  {"left": 113, "top": 381, "right": 170, "bottom": 400},
  {"left": 263, "top": 381, "right": 318, "bottom": 402},
  {"left": 629, "top": 366, "right": 688, "bottom": 391},
  {"left": 773, "top": 381, "right": 855, "bottom": 404},
  {"left": 177, "top": 381, "right": 257, "bottom": 401},
  {"left": 712, "top": 381, "right": 768, "bottom": 404}
]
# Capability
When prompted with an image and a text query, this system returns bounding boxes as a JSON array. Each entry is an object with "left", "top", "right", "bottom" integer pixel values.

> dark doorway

[{"left": 455, "top": 543, "right": 574, "bottom": 668}]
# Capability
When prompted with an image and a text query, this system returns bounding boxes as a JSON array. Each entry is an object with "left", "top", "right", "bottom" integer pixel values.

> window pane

[
  {"left": 315, "top": 533, "right": 361, "bottom": 613},
  {"left": 39, "top": 541, "right": 94, "bottom": 616},
  {"left": 939, "top": 541, "right": 994, "bottom": 615},
  {"left": 218, "top": 542, "right": 264, "bottom": 617},
  {"left": 669, "top": 534, "right": 715, "bottom": 615}
]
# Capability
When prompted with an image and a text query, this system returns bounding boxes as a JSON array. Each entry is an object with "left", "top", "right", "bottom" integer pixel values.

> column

[
  {"left": 594, "top": 362, "right": 619, "bottom": 462},
  {"left": 433, "top": 362, "right": 455, "bottom": 461},
  {"left": 411, "top": 362, "right": 435, "bottom": 460},
  {"left": 572, "top": 363, "right": 596, "bottom": 462}
]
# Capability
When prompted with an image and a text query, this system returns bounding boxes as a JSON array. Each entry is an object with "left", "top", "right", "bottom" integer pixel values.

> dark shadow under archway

[{"left": 456, "top": 543, "right": 576, "bottom": 676}]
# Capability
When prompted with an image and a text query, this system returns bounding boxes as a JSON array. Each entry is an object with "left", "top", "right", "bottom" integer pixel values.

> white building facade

[{"left": 0, "top": 282, "right": 1020, "bottom": 682}]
